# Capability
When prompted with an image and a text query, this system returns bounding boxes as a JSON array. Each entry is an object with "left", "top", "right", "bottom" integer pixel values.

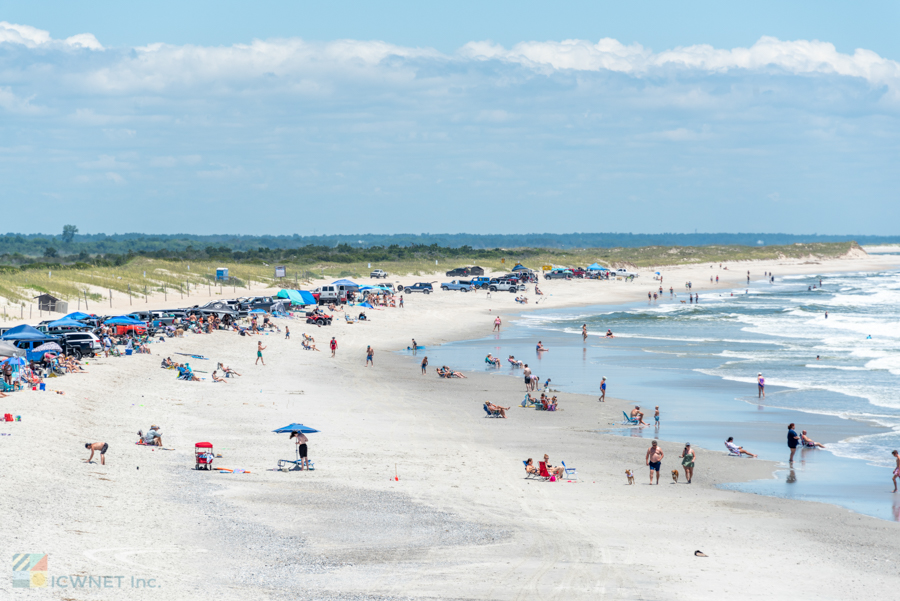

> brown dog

[
  {"left": 671, "top": 469, "right": 680, "bottom": 483},
  {"left": 626, "top": 469, "right": 635, "bottom": 485}
]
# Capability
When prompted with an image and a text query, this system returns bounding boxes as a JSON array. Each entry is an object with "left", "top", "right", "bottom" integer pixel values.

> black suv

[
  {"left": 239, "top": 296, "right": 277, "bottom": 311},
  {"left": 404, "top": 283, "right": 433, "bottom": 294},
  {"left": 60, "top": 332, "right": 102, "bottom": 359},
  {"left": 445, "top": 267, "right": 470, "bottom": 277}
]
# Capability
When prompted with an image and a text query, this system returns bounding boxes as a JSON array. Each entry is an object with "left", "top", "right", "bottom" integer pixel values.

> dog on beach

[
  {"left": 671, "top": 469, "right": 680, "bottom": 483},
  {"left": 625, "top": 469, "right": 634, "bottom": 485}
]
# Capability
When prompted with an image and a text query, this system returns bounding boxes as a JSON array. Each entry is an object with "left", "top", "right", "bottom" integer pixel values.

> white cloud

[
  {"left": 0, "top": 21, "right": 102, "bottom": 50},
  {"left": 0, "top": 87, "right": 43, "bottom": 114},
  {"left": 105, "top": 172, "right": 126, "bottom": 184},
  {"left": 461, "top": 36, "right": 900, "bottom": 90},
  {"left": 79, "top": 155, "right": 133, "bottom": 170}
]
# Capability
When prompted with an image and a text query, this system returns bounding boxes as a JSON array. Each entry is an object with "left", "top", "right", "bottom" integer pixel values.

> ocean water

[{"left": 415, "top": 267, "right": 900, "bottom": 521}]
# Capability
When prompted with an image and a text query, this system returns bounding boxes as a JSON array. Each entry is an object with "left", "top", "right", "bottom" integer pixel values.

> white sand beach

[{"left": 2, "top": 253, "right": 900, "bottom": 600}]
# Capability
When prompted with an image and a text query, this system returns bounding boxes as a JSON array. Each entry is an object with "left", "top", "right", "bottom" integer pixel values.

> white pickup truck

[{"left": 613, "top": 268, "right": 639, "bottom": 279}]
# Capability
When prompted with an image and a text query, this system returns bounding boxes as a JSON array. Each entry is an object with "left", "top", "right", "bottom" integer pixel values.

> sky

[{"left": 0, "top": 1, "right": 898, "bottom": 236}]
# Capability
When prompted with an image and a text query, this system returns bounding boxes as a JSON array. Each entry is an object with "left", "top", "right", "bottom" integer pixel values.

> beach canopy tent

[
  {"left": 331, "top": 279, "right": 360, "bottom": 289},
  {"left": 63, "top": 311, "right": 93, "bottom": 321},
  {"left": 1, "top": 324, "right": 51, "bottom": 341},
  {"left": 104, "top": 316, "right": 145, "bottom": 326},
  {"left": 587, "top": 263, "right": 609, "bottom": 271},
  {"left": 0, "top": 341, "right": 25, "bottom": 357},
  {"left": 511, "top": 264, "right": 529, "bottom": 272},
  {"left": 47, "top": 318, "right": 90, "bottom": 329},
  {"left": 276, "top": 289, "right": 316, "bottom": 306},
  {"left": 272, "top": 423, "right": 320, "bottom": 434}
]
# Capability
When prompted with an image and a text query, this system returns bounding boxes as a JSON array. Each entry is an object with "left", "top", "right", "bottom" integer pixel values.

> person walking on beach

[
  {"left": 582, "top": 324, "right": 587, "bottom": 342},
  {"left": 399, "top": 295, "right": 404, "bottom": 308},
  {"left": 256, "top": 341, "right": 266, "bottom": 365},
  {"left": 599, "top": 377, "right": 607, "bottom": 402},
  {"left": 681, "top": 443, "right": 695, "bottom": 484},
  {"left": 787, "top": 423, "right": 800, "bottom": 465},
  {"left": 758, "top": 373, "right": 765, "bottom": 398},
  {"left": 654, "top": 406, "right": 660, "bottom": 426},
  {"left": 411, "top": 339, "right": 417, "bottom": 355},
  {"left": 646, "top": 440, "right": 664, "bottom": 484},
  {"left": 493, "top": 316, "right": 502, "bottom": 332},
  {"left": 330, "top": 337, "right": 337, "bottom": 358},
  {"left": 892, "top": 450, "right": 899, "bottom": 492},
  {"left": 365, "top": 345, "right": 374, "bottom": 367},
  {"left": 285, "top": 326, "right": 290, "bottom": 340},
  {"left": 84, "top": 442, "right": 108, "bottom": 465},
  {"left": 421, "top": 356, "right": 428, "bottom": 374}
]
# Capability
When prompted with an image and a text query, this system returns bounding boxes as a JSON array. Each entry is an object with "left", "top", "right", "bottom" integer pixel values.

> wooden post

[
  {"left": 144, "top": 285, "right": 147, "bottom": 303},
  {"left": 109, "top": 289, "right": 112, "bottom": 308},
  {"left": 128, "top": 284, "right": 132, "bottom": 306},
  {"left": 84, "top": 290, "right": 89, "bottom": 310}
]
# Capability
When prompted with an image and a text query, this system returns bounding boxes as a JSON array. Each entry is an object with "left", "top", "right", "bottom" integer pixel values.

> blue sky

[{"left": 1, "top": 1, "right": 898, "bottom": 235}]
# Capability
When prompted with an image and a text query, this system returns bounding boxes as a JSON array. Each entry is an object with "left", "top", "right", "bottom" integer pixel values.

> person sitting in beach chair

[
  {"left": 630, "top": 406, "right": 649, "bottom": 426},
  {"left": 534, "top": 285, "right": 543, "bottom": 295},
  {"left": 801, "top": 430, "right": 826, "bottom": 449},
  {"left": 485, "top": 354, "right": 501, "bottom": 367},
  {"left": 549, "top": 396, "right": 559, "bottom": 411},
  {"left": 161, "top": 357, "right": 174, "bottom": 368},
  {"left": 138, "top": 426, "right": 162, "bottom": 446},
  {"left": 358, "top": 312, "right": 367, "bottom": 321},
  {"left": 508, "top": 355, "right": 523, "bottom": 367},
  {"left": 524, "top": 458, "right": 543, "bottom": 479},
  {"left": 725, "top": 437, "right": 757, "bottom": 457},
  {"left": 345, "top": 314, "right": 356, "bottom": 324},
  {"left": 303, "top": 333, "right": 315, "bottom": 342},
  {"left": 484, "top": 402, "right": 510, "bottom": 418},
  {"left": 212, "top": 370, "right": 227, "bottom": 383},
  {"left": 217, "top": 363, "right": 241, "bottom": 377},
  {"left": 436, "top": 367, "right": 450, "bottom": 378}
]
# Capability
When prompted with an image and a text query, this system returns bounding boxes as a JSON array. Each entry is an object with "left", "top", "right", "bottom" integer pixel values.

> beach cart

[{"left": 194, "top": 442, "right": 214, "bottom": 470}]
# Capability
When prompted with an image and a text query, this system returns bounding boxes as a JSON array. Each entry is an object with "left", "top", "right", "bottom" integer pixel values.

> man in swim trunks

[
  {"left": 85, "top": 442, "right": 108, "bottom": 465},
  {"left": 645, "top": 440, "right": 664, "bottom": 484},
  {"left": 631, "top": 406, "right": 648, "bottom": 426},
  {"left": 523, "top": 364, "right": 532, "bottom": 391},
  {"left": 758, "top": 373, "right": 765, "bottom": 398}
]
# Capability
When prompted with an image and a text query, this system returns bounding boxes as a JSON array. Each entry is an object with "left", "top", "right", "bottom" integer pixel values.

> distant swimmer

[
  {"left": 816, "top": 355, "right": 820, "bottom": 360},
  {"left": 605, "top": 329, "right": 615, "bottom": 339},
  {"left": 758, "top": 373, "right": 765, "bottom": 399}
]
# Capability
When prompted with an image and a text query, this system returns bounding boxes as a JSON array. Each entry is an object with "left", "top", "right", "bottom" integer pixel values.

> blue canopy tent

[
  {"left": 587, "top": 263, "right": 609, "bottom": 271},
  {"left": 47, "top": 318, "right": 90, "bottom": 329},
  {"left": 63, "top": 311, "right": 92, "bottom": 321},
  {"left": 358, "top": 302, "right": 374, "bottom": 308},
  {"left": 276, "top": 289, "right": 316, "bottom": 306},
  {"left": 1, "top": 324, "right": 52, "bottom": 341},
  {"left": 104, "top": 316, "right": 145, "bottom": 326},
  {"left": 331, "top": 279, "right": 359, "bottom": 288},
  {"left": 511, "top": 264, "right": 529, "bottom": 271},
  {"left": 272, "top": 423, "right": 320, "bottom": 434}
]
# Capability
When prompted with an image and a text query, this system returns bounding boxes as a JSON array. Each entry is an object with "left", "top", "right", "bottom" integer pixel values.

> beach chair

[
  {"left": 523, "top": 460, "right": 545, "bottom": 480},
  {"left": 621, "top": 411, "right": 641, "bottom": 426},
  {"left": 540, "top": 398, "right": 551, "bottom": 411},
  {"left": 0, "top": 380, "right": 14, "bottom": 393},
  {"left": 483, "top": 403, "right": 501, "bottom": 418},
  {"left": 725, "top": 442, "right": 743, "bottom": 457},
  {"left": 344, "top": 314, "right": 356, "bottom": 324},
  {"left": 538, "top": 461, "right": 555, "bottom": 481},
  {"left": 562, "top": 461, "right": 577, "bottom": 480}
]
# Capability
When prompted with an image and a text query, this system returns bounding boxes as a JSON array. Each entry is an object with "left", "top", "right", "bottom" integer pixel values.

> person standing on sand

[
  {"left": 399, "top": 295, "right": 404, "bottom": 308},
  {"left": 285, "top": 326, "right": 290, "bottom": 340},
  {"left": 421, "top": 356, "right": 428, "bottom": 374},
  {"left": 646, "top": 440, "right": 664, "bottom": 484},
  {"left": 599, "top": 377, "right": 607, "bottom": 402},
  {"left": 582, "top": 324, "right": 587, "bottom": 342},
  {"left": 892, "top": 450, "right": 899, "bottom": 492},
  {"left": 256, "top": 341, "right": 266, "bottom": 365},
  {"left": 681, "top": 443, "right": 695, "bottom": 484},
  {"left": 85, "top": 442, "right": 108, "bottom": 465},
  {"left": 493, "top": 316, "right": 501, "bottom": 332},
  {"left": 411, "top": 339, "right": 417, "bottom": 355},
  {"left": 758, "top": 373, "right": 765, "bottom": 398},
  {"left": 290, "top": 431, "right": 309, "bottom": 470},
  {"left": 654, "top": 406, "right": 660, "bottom": 426},
  {"left": 787, "top": 423, "right": 800, "bottom": 465},
  {"left": 366, "top": 345, "right": 374, "bottom": 367},
  {"left": 330, "top": 337, "right": 337, "bottom": 358},
  {"left": 523, "top": 364, "right": 532, "bottom": 391}
]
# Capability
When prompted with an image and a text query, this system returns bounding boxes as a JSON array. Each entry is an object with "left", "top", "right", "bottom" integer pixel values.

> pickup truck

[
  {"left": 370, "top": 269, "right": 388, "bottom": 279},
  {"left": 613, "top": 268, "right": 639, "bottom": 279},
  {"left": 441, "top": 280, "right": 475, "bottom": 292},
  {"left": 489, "top": 279, "right": 525, "bottom": 293},
  {"left": 544, "top": 269, "right": 573, "bottom": 280}
]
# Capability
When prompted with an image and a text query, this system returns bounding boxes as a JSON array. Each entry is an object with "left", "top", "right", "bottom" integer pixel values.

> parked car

[
  {"left": 10, "top": 336, "right": 63, "bottom": 362},
  {"left": 470, "top": 276, "right": 491, "bottom": 289},
  {"left": 239, "top": 296, "right": 277, "bottom": 311},
  {"left": 370, "top": 269, "right": 388, "bottom": 279},
  {"left": 489, "top": 279, "right": 525, "bottom": 293},
  {"left": 544, "top": 269, "right": 573, "bottom": 280},
  {"left": 316, "top": 285, "right": 356, "bottom": 304},
  {"left": 445, "top": 267, "right": 471, "bottom": 277},
  {"left": 404, "top": 283, "right": 433, "bottom": 294},
  {"left": 441, "top": 280, "right": 474, "bottom": 292},
  {"left": 60, "top": 332, "right": 102, "bottom": 359},
  {"left": 305, "top": 310, "right": 333, "bottom": 326}
]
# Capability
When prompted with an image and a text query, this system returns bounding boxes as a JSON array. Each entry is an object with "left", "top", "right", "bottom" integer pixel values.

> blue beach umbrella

[
  {"left": 272, "top": 423, "right": 320, "bottom": 434},
  {"left": 1, "top": 356, "right": 26, "bottom": 366},
  {"left": 249, "top": 309, "right": 267, "bottom": 314}
]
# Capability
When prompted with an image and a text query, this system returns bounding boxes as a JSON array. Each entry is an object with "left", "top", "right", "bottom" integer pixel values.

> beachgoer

[
  {"left": 330, "top": 337, "right": 337, "bottom": 357},
  {"left": 631, "top": 405, "right": 648, "bottom": 426},
  {"left": 486, "top": 402, "right": 510, "bottom": 418},
  {"left": 290, "top": 431, "right": 310, "bottom": 470},
  {"left": 758, "top": 373, "right": 765, "bottom": 398},
  {"left": 212, "top": 370, "right": 227, "bottom": 383},
  {"left": 654, "top": 406, "right": 660, "bottom": 426},
  {"left": 421, "top": 356, "right": 428, "bottom": 374},
  {"left": 605, "top": 329, "right": 614, "bottom": 338},
  {"left": 85, "top": 442, "right": 108, "bottom": 465},
  {"left": 256, "top": 341, "right": 266, "bottom": 365},
  {"left": 681, "top": 443, "right": 695, "bottom": 483},
  {"left": 893, "top": 450, "right": 899, "bottom": 492},
  {"left": 787, "top": 423, "right": 800, "bottom": 464},
  {"left": 411, "top": 339, "right": 417, "bottom": 355},
  {"left": 646, "top": 440, "right": 664, "bottom": 484},
  {"left": 523, "top": 364, "right": 532, "bottom": 391},
  {"left": 140, "top": 426, "right": 162, "bottom": 446},
  {"left": 366, "top": 345, "right": 374, "bottom": 367},
  {"left": 726, "top": 436, "right": 757, "bottom": 458},
  {"left": 801, "top": 430, "right": 826, "bottom": 449},
  {"left": 399, "top": 295, "right": 404, "bottom": 308},
  {"left": 599, "top": 377, "right": 607, "bottom": 402},
  {"left": 285, "top": 326, "right": 290, "bottom": 339},
  {"left": 536, "top": 341, "right": 548, "bottom": 352},
  {"left": 582, "top": 324, "right": 587, "bottom": 342},
  {"left": 525, "top": 458, "right": 539, "bottom": 476},
  {"left": 825, "top": 311, "right": 828, "bottom": 319},
  {"left": 543, "top": 454, "right": 565, "bottom": 480},
  {"left": 493, "top": 316, "right": 501, "bottom": 332},
  {"left": 508, "top": 355, "right": 523, "bottom": 367}
]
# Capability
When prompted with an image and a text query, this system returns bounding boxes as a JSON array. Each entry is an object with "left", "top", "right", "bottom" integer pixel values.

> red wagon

[{"left": 195, "top": 442, "right": 214, "bottom": 470}]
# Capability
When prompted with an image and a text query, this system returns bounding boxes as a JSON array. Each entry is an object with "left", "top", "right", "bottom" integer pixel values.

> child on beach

[
  {"left": 366, "top": 345, "right": 374, "bottom": 367},
  {"left": 285, "top": 326, "right": 290, "bottom": 339},
  {"left": 421, "top": 356, "right": 428, "bottom": 374},
  {"left": 654, "top": 406, "right": 660, "bottom": 426},
  {"left": 256, "top": 341, "right": 266, "bottom": 365}
]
